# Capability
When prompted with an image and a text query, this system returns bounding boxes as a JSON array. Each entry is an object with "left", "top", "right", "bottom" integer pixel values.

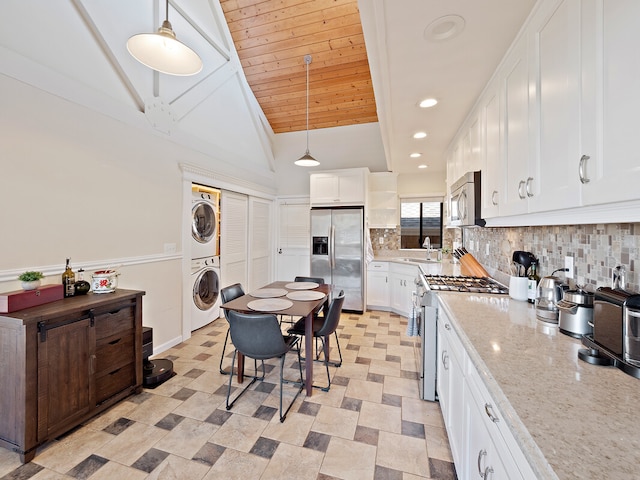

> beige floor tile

[
  {"left": 146, "top": 453, "right": 210, "bottom": 480},
  {"left": 172, "top": 391, "right": 223, "bottom": 421},
  {"left": 358, "top": 401, "right": 402, "bottom": 434},
  {"left": 95, "top": 422, "right": 168, "bottom": 465},
  {"left": 185, "top": 370, "right": 228, "bottom": 394},
  {"left": 210, "top": 413, "right": 268, "bottom": 452},
  {"left": 125, "top": 394, "right": 183, "bottom": 425},
  {"left": 369, "top": 358, "right": 402, "bottom": 377},
  {"left": 202, "top": 448, "right": 268, "bottom": 480},
  {"left": 83, "top": 399, "right": 139, "bottom": 431},
  {"left": 345, "top": 378, "right": 384, "bottom": 403},
  {"left": 402, "top": 397, "right": 445, "bottom": 429},
  {"left": 336, "top": 362, "right": 370, "bottom": 381},
  {"left": 33, "top": 429, "right": 114, "bottom": 473},
  {"left": 425, "top": 425, "right": 453, "bottom": 462},
  {"left": 377, "top": 431, "right": 430, "bottom": 477},
  {"left": 384, "top": 375, "right": 420, "bottom": 398},
  {"left": 311, "top": 404, "right": 359, "bottom": 439},
  {"left": 320, "top": 436, "right": 377, "bottom": 480},
  {"left": 0, "top": 446, "right": 22, "bottom": 476},
  {"left": 146, "top": 374, "right": 196, "bottom": 397},
  {"left": 153, "top": 417, "right": 218, "bottom": 459},
  {"left": 303, "top": 384, "right": 347, "bottom": 408},
  {"left": 357, "top": 345, "right": 389, "bottom": 361},
  {"left": 261, "top": 412, "right": 316, "bottom": 446},
  {"left": 260, "top": 442, "right": 324, "bottom": 480},
  {"left": 30, "top": 469, "right": 71, "bottom": 479},
  {"left": 87, "top": 460, "right": 147, "bottom": 480}
]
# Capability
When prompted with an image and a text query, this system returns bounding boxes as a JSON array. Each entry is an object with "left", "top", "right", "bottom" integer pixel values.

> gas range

[{"left": 421, "top": 275, "right": 509, "bottom": 295}]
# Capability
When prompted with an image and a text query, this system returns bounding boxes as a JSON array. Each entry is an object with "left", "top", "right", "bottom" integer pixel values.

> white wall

[
  {"left": 0, "top": 74, "right": 274, "bottom": 350},
  {"left": 397, "top": 172, "right": 447, "bottom": 197}
]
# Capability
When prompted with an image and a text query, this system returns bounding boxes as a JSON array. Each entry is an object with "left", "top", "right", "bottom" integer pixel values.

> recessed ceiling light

[
  {"left": 424, "top": 15, "right": 465, "bottom": 42},
  {"left": 410, "top": 153, "right": 422, "bottom": 158},
  {"left": 418, "top": 164, "right": 428, "bottom": 169},
  {"left": 419, "top": 98, "right": 438, "bottom": 108},
  {"left": 413, "top": 132, "right": 427, "bottom": 139}
]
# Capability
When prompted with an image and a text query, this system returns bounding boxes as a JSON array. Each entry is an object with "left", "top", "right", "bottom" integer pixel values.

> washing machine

[
  {"left": 191, "top": 187, "right": 220, "bottom": 259},
  {"left": 191, "top": 256, "right": 221, "bottom": 331}
]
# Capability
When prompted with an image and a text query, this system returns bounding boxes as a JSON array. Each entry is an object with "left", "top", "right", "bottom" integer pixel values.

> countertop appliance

[
  {"left": 449, "top": 171, "right": 485, "bottom": 227},
  {"left": 416, "top": 271, "right": 508, "bottom": 401},
  {"left": 535, "top": 275, "right": 568, "bottom": 323},
  {"left": 557, "top": 289, "right": 594, "bottom": 338},
  {"left": 579, "top": 287, "right": 640, "bottom": 379},
  {"left": 310, "top": 207, "right": 364, "bottom": 313}
]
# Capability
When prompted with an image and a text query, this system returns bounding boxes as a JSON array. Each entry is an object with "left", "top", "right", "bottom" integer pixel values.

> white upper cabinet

[
  {"left": 310, "top": 168, "right": 368, "bottom": 206},
  {"left": 580, "top": 0, "right": 640, "bottom": 205},
  {"left": 367, "top": 172, "right": 398, "bottom": 228},
  {"left": 481, "top": 87, "right": 503, "bottom": 219},
  {"left": 527, "top": 0, "right": 583, "bottom": 213},
  {"left": 500, "top": 37, "right": 531, "bottom": 217}
]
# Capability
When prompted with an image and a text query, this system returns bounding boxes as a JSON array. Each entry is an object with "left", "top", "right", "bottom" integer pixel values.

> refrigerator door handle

[{"left": 330, "top": 225, "right": 336, "bottom": 269}]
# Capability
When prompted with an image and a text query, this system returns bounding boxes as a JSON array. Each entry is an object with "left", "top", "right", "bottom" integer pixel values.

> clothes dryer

[
  {"left": 191, "top": 188, "right": 220, "bottom": 259},
  {"left": 191, "top": 256, "right": 221, "bottom": 331}
]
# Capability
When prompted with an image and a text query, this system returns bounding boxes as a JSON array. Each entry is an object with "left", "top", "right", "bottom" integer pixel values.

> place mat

[
  {"left": 286, "top": 290, "right": 326, "bottom": 301},
  {"left": 247, "top": 298, "right": 293, "bottom": 312},
  {"left": 249, "top": 288, "right": 288, "bottom": 298},
  {"left": 285, "top": 282, "right": 319, "bottom": 290}
]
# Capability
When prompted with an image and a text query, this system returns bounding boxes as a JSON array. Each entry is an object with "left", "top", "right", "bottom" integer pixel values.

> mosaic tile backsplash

[{"left": 371, "top": 223, "right": 639, "bottom": 292}]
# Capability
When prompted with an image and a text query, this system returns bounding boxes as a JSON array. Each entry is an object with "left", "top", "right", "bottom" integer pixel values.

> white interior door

[
  {"left": 220, "top": 190, "right": 248, "bottom": 290},
  {"left": 248, "top": 197, "right": 273, "bottom": 291},
  {"left": 276, "top": 199, "right": 311, "bottom": 281}
]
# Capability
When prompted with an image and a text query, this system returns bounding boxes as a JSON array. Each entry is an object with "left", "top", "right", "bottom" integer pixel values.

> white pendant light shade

[
  {"left": 127, "top": 1, "right": 202, "bottom": 76},
  {"left": 295, "top": 54, "right": 319, "bottom": 167}
]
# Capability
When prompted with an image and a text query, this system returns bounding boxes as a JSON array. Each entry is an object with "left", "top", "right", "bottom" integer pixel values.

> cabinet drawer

[
  {"left": 96, "top": 362, "right": 135, "bottom": 404},
  {"left": 96, "top": 330, "right": 134, "bottom": 375},
  {"left": 95, "top": 305, "right": 135, "bottom": 340}
]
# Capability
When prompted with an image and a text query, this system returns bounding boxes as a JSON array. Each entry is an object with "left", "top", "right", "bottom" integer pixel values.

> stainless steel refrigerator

[{"left": 310, "top": 207, "right": 364, "bottom": 312}]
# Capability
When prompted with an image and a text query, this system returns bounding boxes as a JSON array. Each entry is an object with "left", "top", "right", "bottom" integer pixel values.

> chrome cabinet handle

[
  {"left": 526, "top": 177, "right": 534, "bottom": 197},
  {"left": 477, "top": 449, "right": 487, "bottom": 477},
  {"left": 445, "top": 323, "right": 451, "bottom": 331},
  {"left": 484, "top": 403, "right": 500, "bottom": 423},
  {"left": 518, "top": 180, "right": 526, "bottom": 199},
  {"left": 491, "top": 190, "right": 498, "bottom": 206},
  {"left": 484, "top": 466, "right": 494, "bottom": 479},
  {"left": 442, "top": 351, "right": 449, "bottom": 370},
  {"left": 579, "top": 155, "right": 591, "bottom": 184}
]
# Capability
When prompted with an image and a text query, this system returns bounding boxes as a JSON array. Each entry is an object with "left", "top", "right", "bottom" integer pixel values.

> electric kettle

[{"left": 535, "top": 275, "right": 568, "bottom": 323}]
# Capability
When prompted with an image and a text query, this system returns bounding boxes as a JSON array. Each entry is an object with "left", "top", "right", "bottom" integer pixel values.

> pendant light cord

[{"left": 304, "top": 54, "right": 311, "bottom": 153}]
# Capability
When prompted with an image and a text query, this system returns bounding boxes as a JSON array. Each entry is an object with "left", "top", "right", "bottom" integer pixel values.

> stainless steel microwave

[{"left": 449, "top": 171, "right": 485, "bottom": 227}]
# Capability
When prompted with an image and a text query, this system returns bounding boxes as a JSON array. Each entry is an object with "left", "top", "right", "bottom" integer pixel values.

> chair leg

[
  {"left": 219, "top": 328, "right": 232, "bottom": 375},
  {"left": 226, "top": 351, "right": 263, "bottom": 411},
  {"left": 278, "top": 339, "right": 304, "bottom": 422}
]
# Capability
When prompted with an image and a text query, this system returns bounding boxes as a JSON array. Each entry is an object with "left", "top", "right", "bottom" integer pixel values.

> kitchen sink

[{"left": 394, "top": 257, "right": 439, "bottom": 264}]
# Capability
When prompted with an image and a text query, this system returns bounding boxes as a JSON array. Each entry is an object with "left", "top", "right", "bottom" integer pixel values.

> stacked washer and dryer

[{"left": 191, "top": 185, "right": 222, "bottom": 331}]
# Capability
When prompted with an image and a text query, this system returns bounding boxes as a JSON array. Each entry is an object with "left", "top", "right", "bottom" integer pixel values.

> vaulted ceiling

[{"left": 219, "top": 0, "right": 377, "bottom": 134}]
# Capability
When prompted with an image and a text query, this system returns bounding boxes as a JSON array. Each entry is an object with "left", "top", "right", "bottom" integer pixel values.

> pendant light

[
  {"left": 295, "top": 55, "right": 320, "bottom": 167},
  {"left": 127, "top": 0, "right": 202, "bottom": 76}
]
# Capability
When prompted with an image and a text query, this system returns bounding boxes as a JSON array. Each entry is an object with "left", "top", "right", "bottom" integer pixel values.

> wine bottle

[
  {"left": 527, "top": 261, "right": 540, "bottom": 304},
  {"left": 62, "top": 258, "right": 75, "bottom": 298}
]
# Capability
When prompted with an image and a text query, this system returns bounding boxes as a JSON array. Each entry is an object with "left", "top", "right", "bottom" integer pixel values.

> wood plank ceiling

[{"left": 219, "top": 0, "right": 378, "bottom": 134}]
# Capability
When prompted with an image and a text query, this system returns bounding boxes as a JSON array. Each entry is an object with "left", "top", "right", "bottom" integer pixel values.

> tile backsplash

[{"left": 371, "top": 223, "right": 639, "bottom": 292}]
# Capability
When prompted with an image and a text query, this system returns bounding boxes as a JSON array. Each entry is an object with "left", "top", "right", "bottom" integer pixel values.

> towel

[
  {"left": 406, "top": 292, "right": 420, "bottom": 337},
  {"left": 365, "top": 228, "right": 375, "bottom": 264}
]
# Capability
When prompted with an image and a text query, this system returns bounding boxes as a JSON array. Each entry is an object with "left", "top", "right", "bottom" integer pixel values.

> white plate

[
  {"left": 247, "top": 298, "right": 293, "bottom": 312},
  {"left": 285, "top": 282, "right": 319, "bottom": 290},
  {"left": 249, "top": 288, "right": 288, "bottom": 298},
  {"left": 286, "top": 290, "right": 326, "bottom": 301}
]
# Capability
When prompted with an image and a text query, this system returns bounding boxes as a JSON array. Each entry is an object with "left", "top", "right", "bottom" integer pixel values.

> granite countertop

[{"left": 437, "top": 292, "right": 640, "bottom": 480}]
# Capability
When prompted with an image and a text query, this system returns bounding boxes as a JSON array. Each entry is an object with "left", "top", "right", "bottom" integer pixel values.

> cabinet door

[
  {"left": 501, "top": 38, "right": 531, "bottom": 217},
  {"left": 390, "top": 274, "right": 414, "bottom": 317},
  {"left": 310, "top": 174, "right": 340, "bottom": 204},
  {"left": 528, "top": 0, "right": 583, "bottom": 213},
  {"left": 338, "top": 172, "right": 366, "bottom": 205},
  {"left": 37, "top": 317, "right": 96, "bottom": 440},
  {"left": 581, "top": 0, "right": 640, "bottom": 205},
  {"left": 481, "top": 88, "right": 503, "bottom": 218},
  {"left": 367, "top": 270, "right": 389, "bottom": 308}
]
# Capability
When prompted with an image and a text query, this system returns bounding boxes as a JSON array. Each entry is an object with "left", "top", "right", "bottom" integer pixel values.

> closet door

[
  {"left": 248, "top": 197, "right": 273, "bottom": 291},
  {"left": 276, "top": 200, "right": 311, "bottom": 281},
  {"left": 220, "top": 191, "right": 248, "bottom": 289}
]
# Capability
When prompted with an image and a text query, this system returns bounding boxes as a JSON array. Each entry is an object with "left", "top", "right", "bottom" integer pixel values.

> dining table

[{"left": 220, "top": 280, "right": 332, "bottom": 396}]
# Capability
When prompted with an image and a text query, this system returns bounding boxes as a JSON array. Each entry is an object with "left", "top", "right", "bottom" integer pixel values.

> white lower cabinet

[
  {"left": 366, "top": 261, "right": 389, "bottom": 310},
  {"left": 389, "top": 263, "right": 418, "bottom": 317},
  {"left": 437, "top": 300, "right": 537, "bottom": 480}
]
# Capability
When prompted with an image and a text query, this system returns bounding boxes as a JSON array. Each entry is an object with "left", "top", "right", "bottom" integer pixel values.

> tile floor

[{"left": 0, "top": 310, "right": 456, "bottom": 480}]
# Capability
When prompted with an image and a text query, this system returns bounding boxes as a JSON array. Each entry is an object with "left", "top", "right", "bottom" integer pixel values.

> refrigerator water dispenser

[{"left": 313, "top": 236, "right": 328, "bottom": 255}]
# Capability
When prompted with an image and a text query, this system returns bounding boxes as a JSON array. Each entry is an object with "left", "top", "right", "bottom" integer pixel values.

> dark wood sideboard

[{"left": 0, "top": 289, "right": 145, "bottom": 463}]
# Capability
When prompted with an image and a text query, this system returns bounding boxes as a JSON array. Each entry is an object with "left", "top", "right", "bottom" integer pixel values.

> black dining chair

[
  {"left": 287, "top": 290, "right": 345, "bottom": 391},
  {"left": 219, "top": 283, "right": 245, "bottom": 375},
  {"left": 225, "top": 310, "right": 304, "bottom": 422}
]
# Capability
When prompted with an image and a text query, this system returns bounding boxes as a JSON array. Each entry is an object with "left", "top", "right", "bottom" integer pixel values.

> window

[{"left": 399, "top": 199, "right": 443, "bottom": 249}]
